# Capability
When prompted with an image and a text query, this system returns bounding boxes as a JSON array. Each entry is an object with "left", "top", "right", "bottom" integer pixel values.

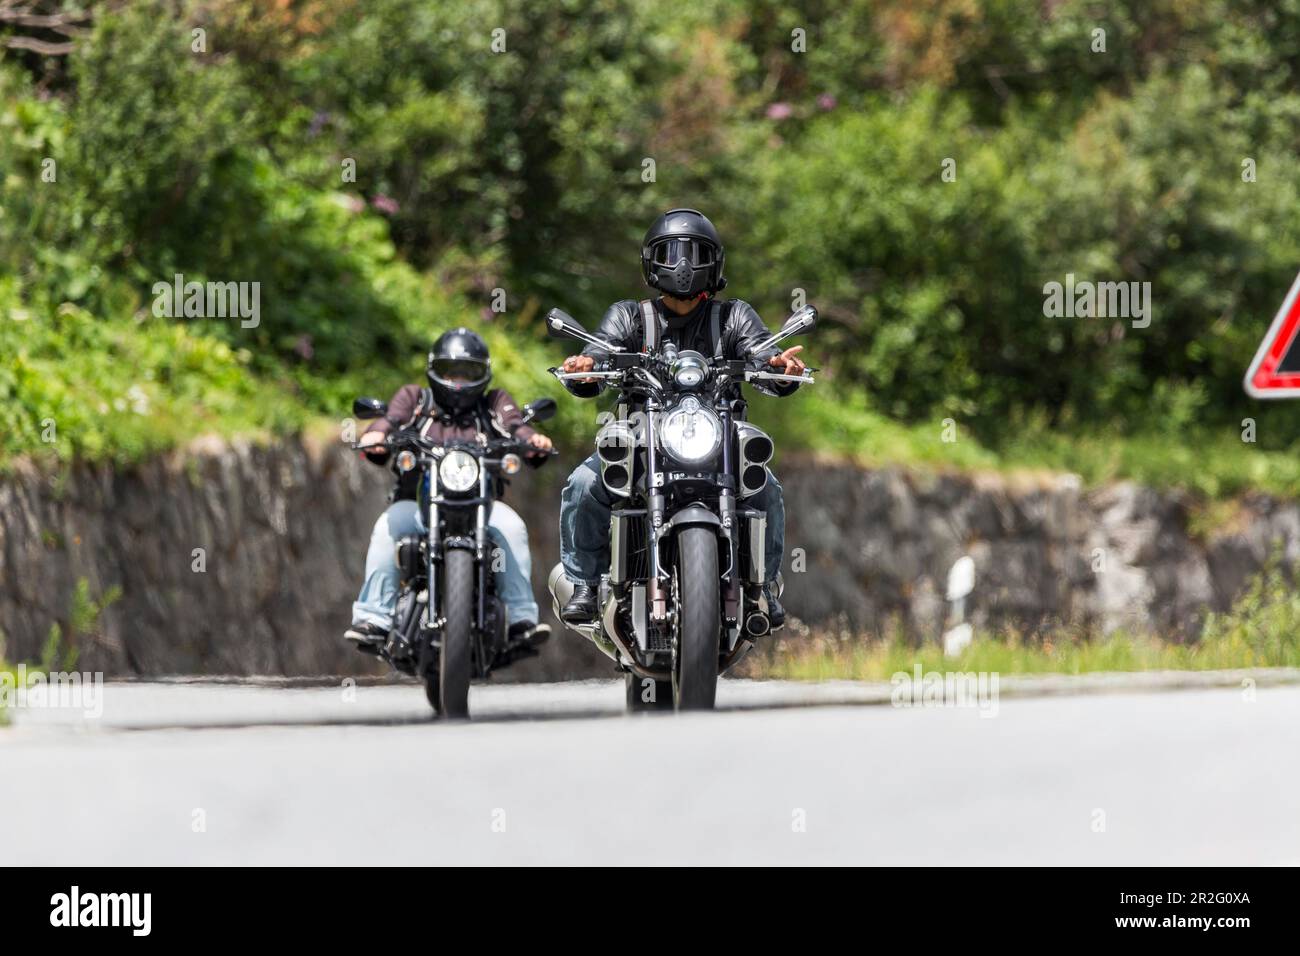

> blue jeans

[
  {"left": 352, "top": 499, "right": 538, "bottom": 629},
  {"left": 559, "top": 452, "right": 786, "bottom": 586}
]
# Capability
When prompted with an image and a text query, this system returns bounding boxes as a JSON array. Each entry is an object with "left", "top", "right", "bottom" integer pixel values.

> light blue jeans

[{"left": 352, "top": 499, "right": 539, "bottom": 629}]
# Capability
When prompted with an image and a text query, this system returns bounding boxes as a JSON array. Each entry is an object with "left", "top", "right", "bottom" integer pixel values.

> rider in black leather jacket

[
  {"left": 556, "top": 209, "right": 808, "bottom": 628},
  {"left": 562, "top": 296, "right": 802, "bottom": 399}
]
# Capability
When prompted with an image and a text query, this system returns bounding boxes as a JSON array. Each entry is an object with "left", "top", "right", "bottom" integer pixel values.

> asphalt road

[{"left": 3, "top": 676, "right": 1298, "bottom": 865}]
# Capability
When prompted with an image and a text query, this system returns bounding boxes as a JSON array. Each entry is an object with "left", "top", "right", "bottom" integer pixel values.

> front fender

[{"left": 665, "top": 504, "right": 722, "bottom": 531}]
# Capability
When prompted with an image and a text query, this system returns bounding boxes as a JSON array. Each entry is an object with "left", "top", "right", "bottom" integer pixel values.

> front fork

[
  {"left": 475, "top": 467, "right": 490, "bottom": 666},
  {"left": 717, "top": 402, "right": 741, "bottom": 648},
  {"left": 420, "top": 469, "right": 442, "bottom": 683},
  {"left": 643, "top": 399, "right": 740, "bottom": 649},
  {"left": 424, "top": 468, "right": 490, "bottom": 671},
  {"left": 425, "top": 468, "right": 440, "bottom": 629},
  {"left": 644, "top": 403, "right": 669, "bottom": 621}
]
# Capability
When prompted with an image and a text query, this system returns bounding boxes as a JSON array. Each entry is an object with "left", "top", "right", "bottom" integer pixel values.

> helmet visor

[
  {"left": 429, "top": 358, "right": 489, "bottom": 388},
  {"left": 652, "top": 238, "right": 716, "bottom": 267}
]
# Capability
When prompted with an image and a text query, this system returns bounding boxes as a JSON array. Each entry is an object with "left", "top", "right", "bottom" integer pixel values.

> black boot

[
  {"left": 508, "top": 621, "right": 552, "bottom": 649},
  {"left": 763, "top": 585, "right": 786, "bottom": 631},
  {"left": 344, "top": 620, "right": 387, "bottom": 652},
  {"left": 561, "top": 583, "right": 598, "bottom": 624}
]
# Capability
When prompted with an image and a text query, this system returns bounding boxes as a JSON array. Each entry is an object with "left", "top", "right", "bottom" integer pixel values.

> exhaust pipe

[
  {"left": 547, "top": 562, "right": 575, "bottom": 620},
  {"left": 603, "top": 595, "right": 672, "bottom": 682},
  {"left": 548, "top": 563, "right": 661, "bottom": 673},
  {"left": 744, "top": 611, "right": 770, "bottom": 637}
]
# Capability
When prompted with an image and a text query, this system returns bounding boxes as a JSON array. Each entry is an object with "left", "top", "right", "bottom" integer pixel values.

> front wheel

[
  {"left": 672, "top": 526, "right": 720, "bottom": 711},
  {"left": 433, "top": 548, "right": 475, "bottom": 719}
]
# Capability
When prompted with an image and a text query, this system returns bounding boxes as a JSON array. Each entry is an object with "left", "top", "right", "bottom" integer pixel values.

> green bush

[
  {"left": 3, "top": 0, "right": 1300, "bottom": 498},
  {"left": 1199, "top": 557, "right": 1300, "bottom": 666}
]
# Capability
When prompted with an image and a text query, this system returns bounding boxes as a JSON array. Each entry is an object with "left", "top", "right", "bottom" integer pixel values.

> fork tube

[
  {"left": 644, "top": 403, "right": 667, "bottom": 621},
  {"left": 426, "top": 467, "right": 440, "bottom": 627},
  {"left": 477, "top": 466, "right": 489, "bottom": 630},
  {"left": 718, "top": 402, "right": 740, "bottom": 626}
]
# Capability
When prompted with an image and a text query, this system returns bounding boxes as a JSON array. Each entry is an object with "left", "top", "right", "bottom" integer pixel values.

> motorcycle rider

[
  {"left": 557, "top": 208, "right": 807, "bottom": 628},
  {"left": 344, "top": 327, "right": 554, "bottom": 650}
]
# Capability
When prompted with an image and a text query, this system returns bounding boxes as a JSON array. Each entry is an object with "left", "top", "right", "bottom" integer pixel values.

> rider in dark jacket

[
  {"left": 345, "top": 328, "right": 553, "bottom": 650},
  {"left": 556, "top": 209, "right": 807, "bottom": 627}
]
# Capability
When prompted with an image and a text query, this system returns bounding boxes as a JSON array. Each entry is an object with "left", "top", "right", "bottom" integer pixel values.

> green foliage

[
  {"left": 2, "top": 0, "right": 1300, "bottom": 499},
  {"left": 1200, "top": 557, "right": 1300, "bottom": 664},
  {"left": 39, "top": 624, "right": 68, "bottom": 672},
  {"left": 70, "top": 578, "right": 121, "bottom": 643},
  {"left": 37, "top": 577, "right": 119, "bottom": 670},
  {"left": 737, "top": 69, "right": 1300, "bottom": 444},
  {"left": 0, "top": 577, "right": 117, "bottom": 723}
]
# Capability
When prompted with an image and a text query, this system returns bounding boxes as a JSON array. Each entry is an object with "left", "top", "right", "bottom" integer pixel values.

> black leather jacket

[{"left": 565, "top": 296, "right": 799, "bottom": 399}]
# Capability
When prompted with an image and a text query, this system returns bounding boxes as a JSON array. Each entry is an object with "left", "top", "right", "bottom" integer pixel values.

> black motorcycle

[
  {"left": 544, "top": 305, "right": 817, "bottom": 711},
  {"left": 351, "top": 396, "right": 557, "bottom": 718}
]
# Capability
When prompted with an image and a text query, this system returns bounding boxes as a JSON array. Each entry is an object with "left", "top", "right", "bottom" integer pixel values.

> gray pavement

[{"left": 3, "top": 675, "right": 1298, "bottom": 865}]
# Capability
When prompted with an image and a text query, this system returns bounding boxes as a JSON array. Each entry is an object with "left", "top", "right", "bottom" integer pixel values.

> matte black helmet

[
  {"left": 641, "top": 208, "right": 727, "bottom": 298},
  {"left": 427, "top": 327, "right": 491, "bottom": 411}
]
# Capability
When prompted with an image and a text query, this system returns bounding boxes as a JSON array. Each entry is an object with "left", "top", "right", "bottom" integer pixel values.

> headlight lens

[
  {"left": 395, "top": 450, "right": 418, "bottom": 473},
  {"left": 659, "top": 397, "right": 722, "bottom": 463},
  {"left": 438, "top": 449, "right": 480, "bottom": 492}
]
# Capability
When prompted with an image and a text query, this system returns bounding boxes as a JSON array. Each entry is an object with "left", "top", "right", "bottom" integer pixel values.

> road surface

[{"left": 3, "top": 676, "right": 1298, "bottom": 865}]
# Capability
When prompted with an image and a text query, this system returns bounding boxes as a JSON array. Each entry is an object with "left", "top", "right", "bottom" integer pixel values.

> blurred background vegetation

[{"left": 3, "top": 0, "right": 1300, "bottom": 497}]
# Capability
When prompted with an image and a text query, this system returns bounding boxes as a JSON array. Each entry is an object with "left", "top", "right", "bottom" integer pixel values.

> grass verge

[{"left": 746, "top": 561, "right": 1300, "bottom": 680}]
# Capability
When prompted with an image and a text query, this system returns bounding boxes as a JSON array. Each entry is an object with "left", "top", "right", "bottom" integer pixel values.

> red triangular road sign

[{"left": 1245, "top": 270, "right": 1300, "bottom": 398}]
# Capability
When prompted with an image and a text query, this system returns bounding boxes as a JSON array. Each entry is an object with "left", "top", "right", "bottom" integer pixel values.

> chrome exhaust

[
  {"left": 603, "top": 594, "right": 672, "bottom": 681},
  {"left": 547, "top": 563, "right": 669, "bottom": 677},
  {"left": 744, "top": 611, "right": 770, "bottom": 637},
  {"left": 547, "top": 563, "right": 619, "bottom": 662},
  {"left": 547, "top": 562, "right": 575, "bottom": 618}
]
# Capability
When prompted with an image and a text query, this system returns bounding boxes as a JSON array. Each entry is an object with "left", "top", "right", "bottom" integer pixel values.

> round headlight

[
  {"left": 438, "top": 449, "right": 480, "bottom": 492},
  {"left": 395, "top": 450, "right": 418, "bottom": 473},
  {"left": 501, "top": 452, "right": 522, "bottom": 476},
  {"left": 659, "top": 397, "right": 722, "bottom": 463}
]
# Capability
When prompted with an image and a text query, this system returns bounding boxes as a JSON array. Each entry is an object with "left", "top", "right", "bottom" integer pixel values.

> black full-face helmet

[
  {"left": 641, "top": 208, "right": 727, "bottom": 299},
  {"left": 427, "top": 327, "right": 491, "bottom": 411}
]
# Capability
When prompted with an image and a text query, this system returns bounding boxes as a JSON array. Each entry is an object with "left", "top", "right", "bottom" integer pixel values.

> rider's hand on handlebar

[
  {"left": 527, "top": 433, "right": 554, "bottom": 453},
  {"left": 357, "top": 429, "right": 388, "bottom": 458},
  {"left": 769, "top": 346, "right": 807, "bottom": 376},
  {"left": 562, "top": 354, "right": 597, "bottom": 383}
]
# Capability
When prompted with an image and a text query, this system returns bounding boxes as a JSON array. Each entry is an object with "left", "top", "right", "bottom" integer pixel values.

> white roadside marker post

[{"left": 943, "top": 555, "right": 975, "bottom": 657}]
